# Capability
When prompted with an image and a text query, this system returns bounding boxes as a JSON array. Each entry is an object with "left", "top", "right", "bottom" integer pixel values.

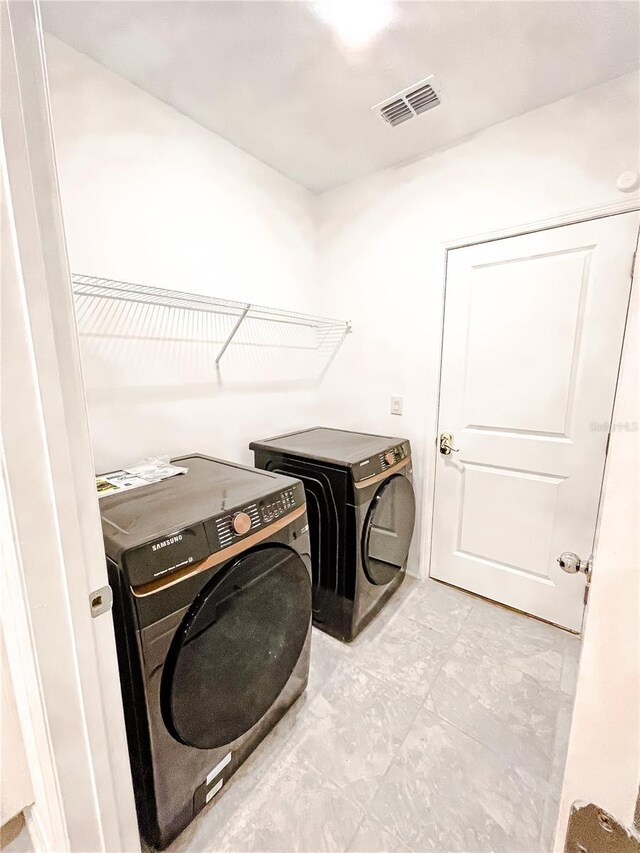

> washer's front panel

[
  {"left": 123, "top": 522, "right": 210, "bottom": 588},
  {"left": 112, "top": 514, "right": 311, "bottom": 849}
]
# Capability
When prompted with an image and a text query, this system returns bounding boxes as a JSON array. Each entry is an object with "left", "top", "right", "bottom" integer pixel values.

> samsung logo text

[{"left": 152, "top": 534, "right": 183, "bottom": 551}]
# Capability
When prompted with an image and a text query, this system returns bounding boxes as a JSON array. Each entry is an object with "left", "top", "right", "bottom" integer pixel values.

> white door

[{"left": 431, "top": 213, "right": 639, "bottom": 631}]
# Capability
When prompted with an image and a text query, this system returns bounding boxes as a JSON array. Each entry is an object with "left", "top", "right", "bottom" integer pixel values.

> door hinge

[
  {"left": 557, "top": 552, "right": 593, "bottom": 606},
  {"left": 631, "top": 248, "right": 637, "bottom": 279},
  {"left": 584, "top": 569, "right": 592, "bottom": 607},
  {"left": 565, "top": 802, "right": 640, "bottom": 853}
]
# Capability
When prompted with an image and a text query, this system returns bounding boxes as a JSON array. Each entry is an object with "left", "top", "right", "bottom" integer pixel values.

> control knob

[
  {"left": 385, "top": 451, "right": 395, "bottom": 467},
  {"left": 232, "top": 512, "right": 252, "bottom": 536}
]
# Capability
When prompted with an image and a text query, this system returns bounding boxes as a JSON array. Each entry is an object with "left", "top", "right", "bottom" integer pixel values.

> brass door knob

[{"left": 439, "top": 432, "right": 459, "bottom": 455}]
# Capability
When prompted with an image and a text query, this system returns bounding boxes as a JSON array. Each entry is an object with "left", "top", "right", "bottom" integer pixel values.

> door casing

[{"left": 1, "top": 2, "right": 140, "bottom": 849}]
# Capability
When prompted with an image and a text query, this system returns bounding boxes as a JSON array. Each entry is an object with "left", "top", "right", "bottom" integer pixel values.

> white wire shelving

[{"left": 72, "top": 273, "right": 351, "bottom": 378}]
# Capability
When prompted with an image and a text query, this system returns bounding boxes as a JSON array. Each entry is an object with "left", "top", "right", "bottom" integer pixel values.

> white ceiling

[{"left": 42, "top": 1, "right": 640, "bottom": 193}]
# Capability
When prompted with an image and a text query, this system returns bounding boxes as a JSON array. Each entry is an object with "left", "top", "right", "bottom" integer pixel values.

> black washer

[{"left": 101, "top": 454, "right": 312, "bottom": 849}]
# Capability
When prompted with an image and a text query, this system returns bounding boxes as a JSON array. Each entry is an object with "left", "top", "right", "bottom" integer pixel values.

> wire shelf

[{"left": 71, "top": 273, "right": 351, "bottom": 377}]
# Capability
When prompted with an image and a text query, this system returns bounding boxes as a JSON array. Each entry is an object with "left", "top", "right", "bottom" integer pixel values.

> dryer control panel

[
  {"left": 353, "top": 439, "right": 411, "bottom": 483},
  {"left": 378, "top": 443, "right": 410, "bottom": 470}
]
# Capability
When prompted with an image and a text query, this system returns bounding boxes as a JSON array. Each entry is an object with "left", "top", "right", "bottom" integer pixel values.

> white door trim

[
  {"left": 443, "top": 198, "right": 640, "bottom": 252},
  {"left": 1, "top": 2, "right": 139, "bottom": 849},
  {"left": 0, "top": 455, "right": 67, "bottom": 851},
  {"left": 419, "top": 201, "right": 640, "bottom": 598}
]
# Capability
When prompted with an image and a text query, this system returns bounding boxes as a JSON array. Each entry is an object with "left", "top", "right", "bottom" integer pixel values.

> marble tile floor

[{"left": 166, "top": 577, "right": 581, "bottom": 853}]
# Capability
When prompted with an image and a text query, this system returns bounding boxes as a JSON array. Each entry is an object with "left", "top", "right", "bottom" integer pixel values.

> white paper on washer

[
  {"left": 96, "top": 471, "right": 150, "bottom": 498},
  {"left": 124, "top": 456, "right": 189, "bottom": 483}
]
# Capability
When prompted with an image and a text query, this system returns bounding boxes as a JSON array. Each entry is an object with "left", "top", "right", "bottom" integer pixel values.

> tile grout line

[
  {"left": 342, "top": 810, "right": 367, "bottom": 853},
  {"left": 350, "top": 610, "right": 477, "bottom": 849},
  {"left": 423, "top": 683, "right": 554, "bottom": 786},
  {"left": 421, "top": 610, "right": 567, "bottom": 849},
  {"left": 357, "top": 810, "right": 414, "bottom": 853},
  {"left": 308, "top": 607, "right": 465, "bottom": 847},
  {"left": 453, "top": 638, "right": 566, "bottom": 698},
  {"left": 454, "top": 599, "right": 572, "bottom": 695},
  {"left": 421, "top": 606, "right": 564, "bottom": 779},
  {"left": 312, "top": 590, "right": 574, "bottom": 852},
  {"left": 296, "top": 653, "right": 420, "bottom": 840}
]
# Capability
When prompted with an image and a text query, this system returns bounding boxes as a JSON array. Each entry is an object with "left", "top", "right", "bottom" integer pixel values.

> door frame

[
  {"left": 420, "top": 199, "right": 640, "bottom": 628},
  {"left": 1, "top": 1, "right": 139, "bottom": 849}
]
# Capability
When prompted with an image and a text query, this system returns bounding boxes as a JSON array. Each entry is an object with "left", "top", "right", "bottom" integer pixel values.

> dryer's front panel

[
  {"left": 255, "top": 454, "right": 351, "bottom": 641},
  {"left": 362, "top": 474, "right": 416, "bottom": 586},
  {"left": 161, "top": 544, "right": 311, "bottom": 750}
]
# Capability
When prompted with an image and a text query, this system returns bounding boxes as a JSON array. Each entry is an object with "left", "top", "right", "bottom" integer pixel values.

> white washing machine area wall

[{"left": 101, "top": 454, "right": 313, "bottom": 849}]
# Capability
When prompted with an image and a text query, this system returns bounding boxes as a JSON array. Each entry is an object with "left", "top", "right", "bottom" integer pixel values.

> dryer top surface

[{"left": 250, "top": 427, "right": 408, "bottom": 466}]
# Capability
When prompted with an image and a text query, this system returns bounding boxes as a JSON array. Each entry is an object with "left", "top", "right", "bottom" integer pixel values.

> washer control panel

[
  {"left": 259, "top": 486, "right": 298, "bottom": 523},
  {"left": 214, "top": 503, "right": 261, "bottom": 547},
  {"left": 207, "top": 481, "right": 304, "bottom": 550}
]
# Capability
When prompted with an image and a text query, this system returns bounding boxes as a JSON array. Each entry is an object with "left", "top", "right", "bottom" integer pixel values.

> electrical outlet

[{"left": 390, "top": 396, "right": 403, "bottom": 416}]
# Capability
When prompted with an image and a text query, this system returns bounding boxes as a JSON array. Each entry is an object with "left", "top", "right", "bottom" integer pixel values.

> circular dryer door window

[
  {"left": 162, "top": 545, "right": 311, "bottom": 750},
  {"left": 363, "top": 474, "right": 416, "bottom": 586}
]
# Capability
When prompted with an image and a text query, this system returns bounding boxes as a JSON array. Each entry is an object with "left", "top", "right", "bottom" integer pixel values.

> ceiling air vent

[{"left": 372, "top": 76, "right": 442, "bottom": 127}]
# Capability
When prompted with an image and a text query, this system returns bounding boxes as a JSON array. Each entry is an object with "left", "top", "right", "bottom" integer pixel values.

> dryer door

[
  {"left": 363, "top": 474, "right": 416, "bottom": 586},
  {"left": 161, "top": 544, "right": 311, "bottom": 750}
]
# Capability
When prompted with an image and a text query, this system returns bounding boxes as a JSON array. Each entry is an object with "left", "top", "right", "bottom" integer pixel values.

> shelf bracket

[
  {"left": 215, "top": 303, "right": 251, "bottom": 368},
  {"left": 320, "top": 323, "right": 351, "bottom": 378}
]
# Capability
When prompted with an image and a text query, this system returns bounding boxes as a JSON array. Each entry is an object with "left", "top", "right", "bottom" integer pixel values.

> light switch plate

[{"left": 390, "top": 396, "right": 403, "bottom": 415}]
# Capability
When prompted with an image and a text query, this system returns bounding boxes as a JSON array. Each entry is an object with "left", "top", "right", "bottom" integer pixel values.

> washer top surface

[
  {"left": 100, "top": 453, "right": 294, "bottom": 555},
  {"left": 250, "top": 427, "right": 406, "bottom": 466}
]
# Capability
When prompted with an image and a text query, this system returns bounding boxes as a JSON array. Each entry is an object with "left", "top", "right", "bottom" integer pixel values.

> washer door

[
  {"left": 161, "top": 544, "right": 311, "bottom": 750},
  {"left": 363, "top": 474, "right": 416, "bottom": 586}
]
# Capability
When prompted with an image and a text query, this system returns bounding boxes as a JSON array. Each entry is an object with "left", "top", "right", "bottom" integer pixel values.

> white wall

[
  {"left": 46, "top": 36, "right": 639, "bottom": 576},
  {"left": 315, "top": 70, "right": 640, "bottom": 575},
  {"left": 45, "top": 36, "right": 321, "bottom": 474}
]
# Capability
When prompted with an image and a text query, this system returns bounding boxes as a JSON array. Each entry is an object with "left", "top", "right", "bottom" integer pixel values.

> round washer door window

[
  {"left": 363, "top": 474, "right": 416, "bottom": 586},
  {"left": 162, "top": 545, "right": 311, "bottom": 750}
]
